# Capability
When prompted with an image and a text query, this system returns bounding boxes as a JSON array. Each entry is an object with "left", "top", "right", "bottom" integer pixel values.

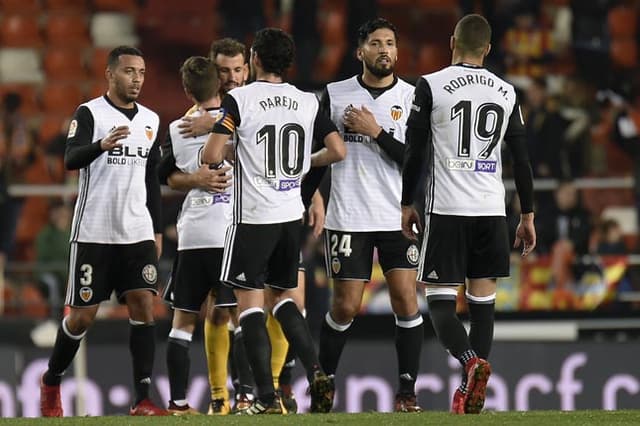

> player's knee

[
  {"left": 66, "top": 310, "right": 96, "bottom": 334},
  {"left": 211, "top": 307, "right": 231, "bottom": 325},
  {"left": 331, "top": 301, "right": 359, "bottom": 323}
]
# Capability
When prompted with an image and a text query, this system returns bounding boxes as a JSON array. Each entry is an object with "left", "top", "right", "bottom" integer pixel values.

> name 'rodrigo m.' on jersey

[{"left": 421, "top": 65, "right": 520, "bottom": 217}]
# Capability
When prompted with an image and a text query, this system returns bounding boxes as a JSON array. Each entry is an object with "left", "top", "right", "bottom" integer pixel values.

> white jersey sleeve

[
  {"left": 168, "top": 108, "right": 232, "bottom": 250},
  {"left": 418, "top": 65, "right": 518, "bottom": 216},
  {"left": 70, "top": 97, "right": 159, "bottom": 244},
  {"left": 324, "top": 76, "right": 414, "bottom": 232}
]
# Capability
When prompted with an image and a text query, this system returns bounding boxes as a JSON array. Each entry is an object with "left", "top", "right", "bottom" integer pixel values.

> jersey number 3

[
  {"left": 257, "top": 123, "right": 305, "bottom": 178},
  {"left": 451, "top": 100, "right": 504, "bottom": 159}
]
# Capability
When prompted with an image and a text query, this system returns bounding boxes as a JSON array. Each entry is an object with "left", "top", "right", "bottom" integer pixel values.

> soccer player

[
  {"left": 400, "top": 14, "right": 536, "bottom": 414},
  {"left": 159, "top": 55, "right": 234, "bottom": 415},
  {"left": 202, "top": 27, "right": 346, "bottom": 414},
  {"left": 316, "top": 18, "right": 424, "bottom": 412},
  {"left": 39, "top": 46, "right": 167, "bottom": 417},
  {"left": 175, "top": 37, "right": 253, "bottom": 416}
]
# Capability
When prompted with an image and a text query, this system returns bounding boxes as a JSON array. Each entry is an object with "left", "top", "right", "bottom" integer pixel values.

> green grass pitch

[{"left": 2, "top": 411, "right": 640, "bottom": 425}]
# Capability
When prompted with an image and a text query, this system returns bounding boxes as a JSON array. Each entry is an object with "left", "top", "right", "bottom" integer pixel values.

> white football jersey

[
  {"left": 419, "top": 65, "right": 521, "bottom": 216},
  {"left": 168, "top": 108, "right": 232, "bottom": 250},
  {"left": 324, "top": 76, "right": 414, "bottom": 231},
  {"left": 224, "top": 81, "right": 318, "bottom": 224},
  {"left": 70, "top": 96, "right": 159, "bottom": 244}
]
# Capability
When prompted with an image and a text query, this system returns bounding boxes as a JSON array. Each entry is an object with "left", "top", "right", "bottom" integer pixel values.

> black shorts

[
  {"left": 323, "top": 230, "right": 420, "bottom": 281},
  {"left": 65, "top": 241, "right": 159, "bottom": 307},
  {"left": 418, "top": 214, "right": 510, "bottom": 284},
  {"left": 162, "top": 248, "right": 236, "bottom": 312},
  {"left": 221, "top": 220, "right": 302, "bottom": 290}
]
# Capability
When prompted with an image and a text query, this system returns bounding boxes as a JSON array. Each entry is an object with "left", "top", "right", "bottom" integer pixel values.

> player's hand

[
  {"left": 307, "top": 195, "right": 326, "bottom": 239},
  {"left": 193, "top": 164, "right": 232, "bottom": 192},
  {"left": 343, "top": 105, "right": 383, "bottom": 138},
  {"left": 401, "top": 205, "right": 422, "bottom": 241},
  {"left": 154, "top": 233, "right": 163, "bottom": 259},
  {"left": 178, "top": 109, "right": 216, "bottom": 138},
  {"left": 514, "top": 212, "right": 536, "bottom": 257},
  {"left": 100, "top": 125, "right": 129, "bottom": 151}
]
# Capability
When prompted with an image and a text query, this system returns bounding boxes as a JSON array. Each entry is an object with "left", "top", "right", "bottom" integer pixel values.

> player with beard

[
  {"left": 176, "top": 38, "right": 323, "bottom": 414},
  {"left": 315, "top": 18, "right": 424, "bottom": 412},
  {"left": 202, "top": 27, "right": 345, "bottom": 415},
  {"left": 40, "top": 46, "right": 167, "bottom": 417},
  {"left": 163, "top": 38, "right": 254, "bottom": 415}
]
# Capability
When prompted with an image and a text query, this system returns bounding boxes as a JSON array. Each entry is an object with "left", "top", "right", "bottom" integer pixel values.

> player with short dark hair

[
  {"left": 316, "top": 17, "right": 425, "bottom": 412},
  {"left": 202, "top": 27, "right": 346, "bottom": 415},
  {"left": 160, "top": 55, "right": 230, "bottom": 415},
  {"left": 401, "top": 14, "right": 536, "bottom": 414},
  {"left": 40, "top": 45, "right": 168, "bottom": 417}
]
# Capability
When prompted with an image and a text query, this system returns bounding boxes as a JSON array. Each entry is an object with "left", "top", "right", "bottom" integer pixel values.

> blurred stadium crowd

[{"left": 1, "top": 0, "right": 639, "bottom": 321}]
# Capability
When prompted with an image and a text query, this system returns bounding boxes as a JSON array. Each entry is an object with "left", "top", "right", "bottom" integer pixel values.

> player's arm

[
  {"left": 302, "top": 90, "right": 337, "bottom": 205},
  {"left": 177, "top": 106, "right": 218, "bottom": 138},
  {"left": 310, "top": 110, "right": 345, "bottom": 167},
  {"left": 64, "top": 106, "right": 131, "bottom": 170},
  {"left": 344, "top": 104, "right": 405, "bottom": 165},
  {"left": 203, "top": 95, "right": 239, "bottom": 166},
  {"left": 401, "top": 77, "right": 433, "bottom": 240},
  {"left": 158, "top": 129, "right": 231, "bottom": 192},
  {"left": 146, "top": 137, "right": 163, "bottom": 258},
  {"left": 504, "top": 98, "right": 536, "bottom": 256}
]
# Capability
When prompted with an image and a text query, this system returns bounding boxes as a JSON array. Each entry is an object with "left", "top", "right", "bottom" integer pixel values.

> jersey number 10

[
  {"left": 257, "top": 123, "right": 305, "bottom": 178},
  {"left": 450, "top": 100, "right": 504, "bottom": 159}
]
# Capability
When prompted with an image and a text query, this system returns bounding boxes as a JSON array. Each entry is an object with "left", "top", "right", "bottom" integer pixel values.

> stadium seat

[
  {"left": 91, "top": 0, "right": 139, "bottom": 13},
  {"left": 44, "top": 12, "right": 91, "bottom": 47},
  {"left": 314, "top": 44, "right": 345, "bottom": 82},
  {"left": 0, "top": 84, "right": 40, "bottom": 115},
  {"left": 0, "top": 48, "right": 45, "bottom": 84},
  {"left": 0, "top": 0, "right": 41, "bottom": 14},
  {"left": 87, "top": 79, "right": 107, "bottom": 99},
  {"left": 321, "top": 10, "right": 346, "bottom": 44},
  {"left": 0, "top": 14, "right": 43, "bottom": 47},
  {"left": 89, "top": 48, "right": 111, "bottom": 79},
  {"left": 19, "top": 283, "right": 49, "bottom": 318},
  {"left": 417, "top": 44, "right": 450, "bottom": 74},
  {"left": 91, "top": 12, "right": 139, "bottom": 47},
  {"left": 608, "top": 6, "right": 637, "bottom": 39},
  {"left": 41, "top": 82, "right": 84, "bottom": 115},
  {"left": 395, "top": 42, "right": 415, "bottom": 78},
  {"left": 38, "top": 114, "right": 68, "bottom": 146},
  {"left": 45, "top": 0, "right": 89, "bottom": 13},
  {"left": 610, "top": 38, "right": 638, "bottom": 68},
  {"left": 43, "top": 48, "right": 88, "bottom": 81}
]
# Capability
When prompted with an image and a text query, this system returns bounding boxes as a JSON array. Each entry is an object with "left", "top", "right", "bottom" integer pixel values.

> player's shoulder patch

[{"left": 67, "top": 119, "right": 78, "bottom": 138}]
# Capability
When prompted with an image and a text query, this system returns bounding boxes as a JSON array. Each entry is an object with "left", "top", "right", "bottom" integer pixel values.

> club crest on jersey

[
  {"left": 67, "top": 119, "right": 78, "bottom": 138},
  {"left": 406, "top": 244, "right": 419, "bottom": 265},
  {"left": 142, "top": 264, "right": 157, "bottom": 284},
  {"left": 79, "top": 287, "right": 93, "bottom": 303},
  {"left": 331, "top": 257, "right": 341, "bottom": 274},
  {"left": 390, "top": 105, "right": 403, "bottom": 121},
  {"left": 145, "top": 126, "right": 154, "bottom": 141}
]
